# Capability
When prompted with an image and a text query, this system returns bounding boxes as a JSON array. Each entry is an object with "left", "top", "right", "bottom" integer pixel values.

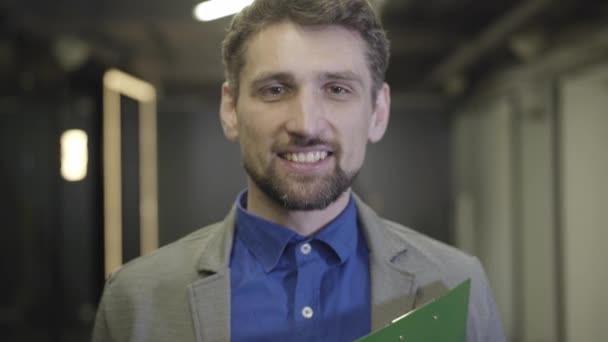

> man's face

[{"left": 221, "top": 21, "right": 390, "bottom": 210}]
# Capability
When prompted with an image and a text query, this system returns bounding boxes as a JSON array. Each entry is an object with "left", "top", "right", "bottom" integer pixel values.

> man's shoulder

[
  {"left": 355, "top": 195, "right": 478, "bottom": 282},
  {"left": 382, "top": 218, "right": 472, "bottom": 261},
  {"left": 106, "top": 221, "right": 226, "bottom": 287},
  {"left": 378, "top": 218, "right": 479, "bottom": 284}
]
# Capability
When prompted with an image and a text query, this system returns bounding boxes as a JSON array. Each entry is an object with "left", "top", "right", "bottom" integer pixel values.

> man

[{"left": 93, "top": 0, "right": 505, "bottom": 341}]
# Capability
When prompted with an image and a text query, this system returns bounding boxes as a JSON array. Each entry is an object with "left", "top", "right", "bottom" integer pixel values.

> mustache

[
  {"left": 273, "top": 135, "right": 338, "bottom": 151},
  {"left": 289, "top": 136, "right": 327, "bottom": 147}
]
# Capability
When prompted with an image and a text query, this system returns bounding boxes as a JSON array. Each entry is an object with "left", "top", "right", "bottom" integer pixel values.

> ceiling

[{"left": 2, "top": 0, "right": 608, "bottom": 98}]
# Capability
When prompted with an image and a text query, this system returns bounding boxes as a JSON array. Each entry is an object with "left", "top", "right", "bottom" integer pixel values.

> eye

[
  {"left": 267, "top": 86, "right": 285, "bottom": 95},
  {"left": 260, "top": 85, "right": 290, "bottom": 100},
  {"left": 325, "top": 84, "right": 352, "bottom": 97}
]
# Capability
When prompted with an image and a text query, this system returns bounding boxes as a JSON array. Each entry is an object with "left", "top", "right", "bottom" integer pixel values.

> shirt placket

[{"left": 292, "top": 240, "right": 322, "bottom": 338}]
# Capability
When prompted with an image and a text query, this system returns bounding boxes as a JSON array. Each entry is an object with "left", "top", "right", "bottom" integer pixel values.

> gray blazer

[{"left": 93, "top": 197, "right": 504, "bottom": 342}]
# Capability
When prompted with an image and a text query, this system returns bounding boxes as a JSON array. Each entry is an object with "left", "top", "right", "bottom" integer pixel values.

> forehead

[{"left": 240, "top": 21, "right": 371, "bottom": 85}]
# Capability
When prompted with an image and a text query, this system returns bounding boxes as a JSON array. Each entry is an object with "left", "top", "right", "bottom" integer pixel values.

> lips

[
  {"left": 280, "top": 151, "right": 329, "bottom": 163},
  {"left": 276, "top": 148, "right": 335, "bottom": 175}
]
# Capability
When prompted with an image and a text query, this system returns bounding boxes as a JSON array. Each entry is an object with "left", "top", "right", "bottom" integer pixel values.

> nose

[{"left": 285, "top": 89, "right": 326, "bottom": 138}]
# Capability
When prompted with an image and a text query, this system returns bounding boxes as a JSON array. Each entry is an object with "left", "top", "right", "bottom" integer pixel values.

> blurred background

[{"left": 1, "top": 0, "right": 607, "bottom": 341}]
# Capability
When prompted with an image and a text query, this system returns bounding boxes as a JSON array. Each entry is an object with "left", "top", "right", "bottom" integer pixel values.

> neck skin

[{"left": 246, "top": 178, "right": 351, "bottom": 236}]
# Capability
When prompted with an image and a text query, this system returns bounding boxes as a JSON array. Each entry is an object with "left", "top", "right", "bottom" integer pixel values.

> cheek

[
  {"left": 235, "top": 112, "right": 275, "bottom": 159},
  {"left": 339, "top": 123, "right": 371, "bottom": 167},
  {"left": 239, "top": 127, "right": 263, "bottom": 159}
]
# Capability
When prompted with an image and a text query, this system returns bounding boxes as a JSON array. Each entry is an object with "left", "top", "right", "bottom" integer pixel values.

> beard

[{"left": 243, "top": 153, "right": 358, "bottom": 211}]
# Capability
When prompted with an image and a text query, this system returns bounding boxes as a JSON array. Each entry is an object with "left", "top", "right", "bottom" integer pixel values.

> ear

[
  {"left": 368, "top": 83, "right": 391, "bottom": 143},
  {"left": 220, "top": 82, "right": 239, "bottom": 141}
]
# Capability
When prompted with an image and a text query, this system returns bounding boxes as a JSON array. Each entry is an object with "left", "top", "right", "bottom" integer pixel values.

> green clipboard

[{"left": 356, "top": 279, "right": 471, "bottom": 342}]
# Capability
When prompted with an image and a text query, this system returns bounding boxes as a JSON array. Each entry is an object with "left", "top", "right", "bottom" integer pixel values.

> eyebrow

[
  {"left": 319, "top": 71, "right": 365, "bottom": 87},
  {"left": 249, "top": 70, "right": 365, "bottom": 91}
]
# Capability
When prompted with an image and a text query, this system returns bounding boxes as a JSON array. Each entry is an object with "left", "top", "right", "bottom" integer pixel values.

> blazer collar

[
  {"left": 193, "top": 195, "right": 412, "bottom": 270},
  {"left": 189, "top": 195, "right": 448, "bottom": 339},
  {"left": 195, "top": 206, "right": 237, "bottom": 273}
]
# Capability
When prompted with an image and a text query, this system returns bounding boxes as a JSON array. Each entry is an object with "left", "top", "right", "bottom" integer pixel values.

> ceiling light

[
  {"left": 193, "top": 0, "right": 254, "bottom": 22},
  {"left": 53, "top": 36, "right": 90, "bottom": 72}
]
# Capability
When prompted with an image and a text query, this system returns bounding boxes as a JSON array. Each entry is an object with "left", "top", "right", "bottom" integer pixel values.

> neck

[{"left": 246, "top": 181, "right": 351, "bottom": 236}]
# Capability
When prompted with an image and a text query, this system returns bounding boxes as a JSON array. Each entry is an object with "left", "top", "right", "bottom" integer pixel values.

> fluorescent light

[
  {"left": 193, "top": 0, "right": 254, "bottom": 22},
  {"left": 61, "top": 129, "right": 88, "bottom": 182}
]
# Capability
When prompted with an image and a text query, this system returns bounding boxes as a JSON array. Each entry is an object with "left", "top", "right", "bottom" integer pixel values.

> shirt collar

[
  {"left": 234, "top": 190, "right": 360, "bottom": 272},
  {"left": 235, "top": 190, "right": 296, "bottom": 272},
  {"left": 313, "top": 195, "right": 359, "bottom": 265}
]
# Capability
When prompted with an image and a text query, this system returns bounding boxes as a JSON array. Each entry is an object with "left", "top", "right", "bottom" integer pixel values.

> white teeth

[
  {"left": 284, "top": 151, "right": 328, "bottom": 163},
  {"left": 306, "top": 152, "right": 315, "bottom": 162}
]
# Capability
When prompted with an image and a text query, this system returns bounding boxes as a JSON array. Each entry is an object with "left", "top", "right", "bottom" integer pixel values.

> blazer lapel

[
  {"left": 368, "top": 254, "right": 416, "bottom": 330},
  {"left": 354, "top": 195, "right": 448, "bottom": 331},
  {"left": 188, "top": 208, "right": 237, "bottom": 342},
  {"left": 189, "top": 270, "right": 231, "bottom": 342}
]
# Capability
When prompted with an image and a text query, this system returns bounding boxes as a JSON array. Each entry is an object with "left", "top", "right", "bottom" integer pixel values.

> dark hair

[{"left": 222, "top": 0, "right": 390, "bottom": 99}]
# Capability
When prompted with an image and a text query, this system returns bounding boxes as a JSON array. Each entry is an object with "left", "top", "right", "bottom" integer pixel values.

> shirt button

[
  {"left": 300, "top": 243, "right": 312, "bottom": 255},
  {"left": 301, "top": 306, "right": 314, "bottom": 319}
]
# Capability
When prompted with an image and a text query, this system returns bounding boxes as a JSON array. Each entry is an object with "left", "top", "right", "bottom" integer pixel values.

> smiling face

[{"left": 221, "top": 20, "right": 390, "bottom": 211}]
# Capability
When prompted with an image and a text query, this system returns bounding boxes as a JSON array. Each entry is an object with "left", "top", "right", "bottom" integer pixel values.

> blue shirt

[{"left": 230, "top": 191, "right": 371, "bottom": 341}]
